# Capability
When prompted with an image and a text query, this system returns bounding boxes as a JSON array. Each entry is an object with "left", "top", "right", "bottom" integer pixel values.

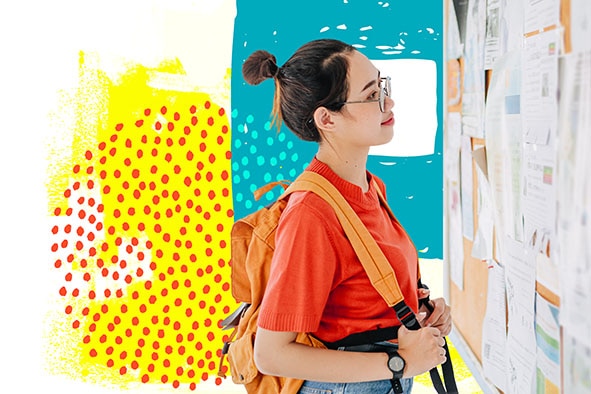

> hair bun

[{"left": 242, "top": 50, "right": 279, "bottom": 85}]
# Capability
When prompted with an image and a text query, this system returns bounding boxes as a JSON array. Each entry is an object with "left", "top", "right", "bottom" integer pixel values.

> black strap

[
  {"left": 416, "top": 284, "right": 458, "bottom": 394},
  {"left": 323, "top": 326, "right": 400, "bottom": 349}
]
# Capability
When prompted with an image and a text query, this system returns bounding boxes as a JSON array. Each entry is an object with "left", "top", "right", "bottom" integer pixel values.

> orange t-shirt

[{"left": 257, "top": 158, "right": 419, "bottom": 343}]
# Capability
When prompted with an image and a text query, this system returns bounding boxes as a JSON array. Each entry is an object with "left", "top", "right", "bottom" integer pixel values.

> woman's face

[{"left": 334, "top": 50, "right": 395, "bottom": 149}]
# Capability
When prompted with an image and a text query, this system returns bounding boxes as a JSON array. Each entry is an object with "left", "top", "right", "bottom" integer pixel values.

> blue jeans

[
  {"left": 297, "top": 341, "right": 413, "bottom": 394},
  {"left": 298, "top": 377, "right": 413, "bottom": 394}
]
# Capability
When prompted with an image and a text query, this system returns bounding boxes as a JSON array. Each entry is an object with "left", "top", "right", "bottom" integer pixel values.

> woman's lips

[{"left": 381, "top": 115, "right": 394, "bottom": 126}]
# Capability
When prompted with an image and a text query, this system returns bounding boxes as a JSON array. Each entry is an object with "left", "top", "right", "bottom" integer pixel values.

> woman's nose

[{"left": 384, "top": 95, "right": 395, "bottom": 112}]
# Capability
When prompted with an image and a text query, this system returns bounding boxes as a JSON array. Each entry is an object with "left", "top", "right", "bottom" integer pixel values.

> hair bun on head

[{"left": 242, "top": 50, "right": 279, "bottom": 85}]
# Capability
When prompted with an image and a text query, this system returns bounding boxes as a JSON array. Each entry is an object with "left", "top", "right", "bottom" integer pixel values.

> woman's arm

[{"left": 254, "top": 325, "right": 446, "bottom": 382}]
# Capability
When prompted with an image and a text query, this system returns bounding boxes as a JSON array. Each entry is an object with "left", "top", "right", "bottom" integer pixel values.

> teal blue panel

[{"left": 232, "top": 0, "right": 443, "bottom": 258}]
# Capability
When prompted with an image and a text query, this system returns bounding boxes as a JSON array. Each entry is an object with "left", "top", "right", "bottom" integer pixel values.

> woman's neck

[{"left": 316, "top": 145, "right": 369, "bottom": 192}]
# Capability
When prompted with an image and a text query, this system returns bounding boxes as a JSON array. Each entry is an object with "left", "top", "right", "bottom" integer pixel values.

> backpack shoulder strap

[
  {"left": 373, "top": 180, "right": 422, "bottom": 284},
  {"left": 281, "top": 171, "right": 405, "bottom": 308}
]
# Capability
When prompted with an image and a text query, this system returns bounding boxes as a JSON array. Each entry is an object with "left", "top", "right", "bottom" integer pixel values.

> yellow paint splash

[{"left": 46, "top": 51, "right": 237, "bottom": 390}]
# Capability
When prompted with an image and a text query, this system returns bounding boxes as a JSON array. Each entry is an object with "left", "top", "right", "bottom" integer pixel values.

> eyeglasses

[{"left": 339, "top": 76, "right": 391, "bottom": 113}]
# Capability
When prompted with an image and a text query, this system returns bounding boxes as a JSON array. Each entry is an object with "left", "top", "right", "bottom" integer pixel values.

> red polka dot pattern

[{"left": 50, "top": 100, "right": 236, "bottom": 389}]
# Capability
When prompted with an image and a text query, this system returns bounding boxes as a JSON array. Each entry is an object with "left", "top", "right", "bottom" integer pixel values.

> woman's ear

[{"left": 312, "top": 106, "right": 337, "bottom": 132}]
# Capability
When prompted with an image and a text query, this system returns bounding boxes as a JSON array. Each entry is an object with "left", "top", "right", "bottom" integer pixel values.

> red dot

[{"left": 85, "top": 150, "right": 93, "bottom": 160}]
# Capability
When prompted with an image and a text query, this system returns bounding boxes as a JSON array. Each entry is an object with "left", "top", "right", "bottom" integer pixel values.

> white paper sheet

[
  {"left": 461, "top": 0, "right": 486, "bottom": 138},
  {"left": 521, "top": 29, "right": 560, "bottom": 296},
  {"left": 503, "top": 0, "right": 525, "bottom": 55},
  {"left": 447, "top": 0, "right": 464, "bottom": 59},
  {"left": 446, "top": 112, "right": 465, "bottom": 290},
  {"left": 570, "top": 0, "right": 591, "bottom": 53},
  {"left": 484, "top": 0, "right": 502, "bottom": 69},
  {"left": 471, "top": 147, "right": 495, "bottom": 260},
  {"left": 484, "top": 50, "right": 524, "bottom": 258},
  {"left": 482, "top": 261, "right": 507, "bottom": 391},
  {"left": 460, "top": 134, "right": 475, "bottom": 241},
  {"left": 563, "top": 329, "right": 591, "bottom": 393},
  {"left": 522, "top": 29, "right": 560, "bottom": 146},
  {"left": 535, "top": 293, "right": 561, "bottom": 393},
  {"left": 503, "top": 237, "right": 537, "bottom": 394},
  {"left": 557, "top": 51, "right": 591, "bottom": 348},
  {"left": 522, "top": 142, "right": 558, "bottom": 293},
  {"left": 524, "top": 0, "right": 560, "bottom": 34}
]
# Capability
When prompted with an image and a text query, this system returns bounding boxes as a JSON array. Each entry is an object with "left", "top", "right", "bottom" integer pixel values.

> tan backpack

[{"left": 217, "top": 171, "right": 457, "bottom": 394}]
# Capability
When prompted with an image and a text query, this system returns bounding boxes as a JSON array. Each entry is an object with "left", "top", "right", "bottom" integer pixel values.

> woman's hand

[
  {"left": 397, "top": 325, "right": 446, "bottom": 378},
  {"left": 423, "top": 298, "right": 452, "bottom": 336}
]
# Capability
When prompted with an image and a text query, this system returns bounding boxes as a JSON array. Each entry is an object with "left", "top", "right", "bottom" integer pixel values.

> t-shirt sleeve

[{"left": 257, "top": 193, "right": 339, "bottom": 333}]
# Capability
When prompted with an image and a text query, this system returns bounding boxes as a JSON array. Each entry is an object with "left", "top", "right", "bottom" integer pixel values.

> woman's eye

[{"left": 368, "top": 91, "right": 379, "bottom": 100}]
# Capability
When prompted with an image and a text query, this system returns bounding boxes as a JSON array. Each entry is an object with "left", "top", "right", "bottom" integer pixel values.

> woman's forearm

[{"left": 255, "top": 335, "right": 392, "bottom": 383}]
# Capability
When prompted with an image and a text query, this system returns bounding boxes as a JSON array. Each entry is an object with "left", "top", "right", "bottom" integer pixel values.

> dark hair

[{"left": 242, "top": 39, "right": 355, "bottom": 142}]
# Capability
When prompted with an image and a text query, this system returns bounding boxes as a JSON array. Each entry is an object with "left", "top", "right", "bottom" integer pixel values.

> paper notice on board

[
  {"left": 484, "top": 0, "right": 501, "bottom": 69},
  {"left": 535, "top": 293, "right": 561, "bottom": 393},
  {"left": 482, "top": 261, "right": 507, "bottom": 391},
  {"left": 557, "top": 51, "right": 591, "bottom": 349},
  {"left": 524, "top": 0, "right": 560, "bottom": 34},
  {"left": 485, "top": 50, "right": 524, "bottom": 259},
  {"left": 521, "top": 29, "right": 560, "bottom": 295},
  {"left": 447, "top": 113, "right": 465, "bottom": 290},
  {"left": 504, "top": 0, "right": 525, "bottom": 54},
  {"left": 570, "top": 0, "right": 591, "bottom": 53},
  {"left": 522, "top": 29, "right": 559, "bottom": 146},
  {"left": 460, "top": 134, "right": 474, "bottom": 241},
  {"left": 447, "top": 0, "right": 463, "bottom": 59},
  {"left": 472, "top": 147, "right": 495, "bottom": 260},
  {"left": 563, "top": 329, "right": 591, "bottom": 393},
  {"left": 462, "top": 0, "right": 486, "bottom": 138},
  {"left": 522, "top": 142, "right": 558, "bottom": 290},
  {"left": 503, "top": 237, "right": 536, "bottom": 394}
]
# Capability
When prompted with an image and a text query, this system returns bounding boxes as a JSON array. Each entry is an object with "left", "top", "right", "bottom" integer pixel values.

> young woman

[{"left": 242, "top": 39, "right": 451, "bottom": 394}]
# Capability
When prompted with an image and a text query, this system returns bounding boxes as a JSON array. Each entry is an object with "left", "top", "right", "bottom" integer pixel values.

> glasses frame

[{"left": 339, "top": 76, "right": 391, "bottom": 113}]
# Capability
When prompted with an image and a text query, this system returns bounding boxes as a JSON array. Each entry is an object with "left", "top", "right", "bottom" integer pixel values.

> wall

[{"left": 445, "top": 0, "right": 591, "bottom": 392}]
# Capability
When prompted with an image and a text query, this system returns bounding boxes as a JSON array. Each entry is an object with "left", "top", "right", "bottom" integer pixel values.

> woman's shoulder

[{"left": 282, "top": 190, "right": 340, "bottom": 225}]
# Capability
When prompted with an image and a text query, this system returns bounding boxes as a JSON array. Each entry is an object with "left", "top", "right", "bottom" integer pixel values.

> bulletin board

[{"left": 444, "top": 0, "right": 591, "bottom": 393}]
